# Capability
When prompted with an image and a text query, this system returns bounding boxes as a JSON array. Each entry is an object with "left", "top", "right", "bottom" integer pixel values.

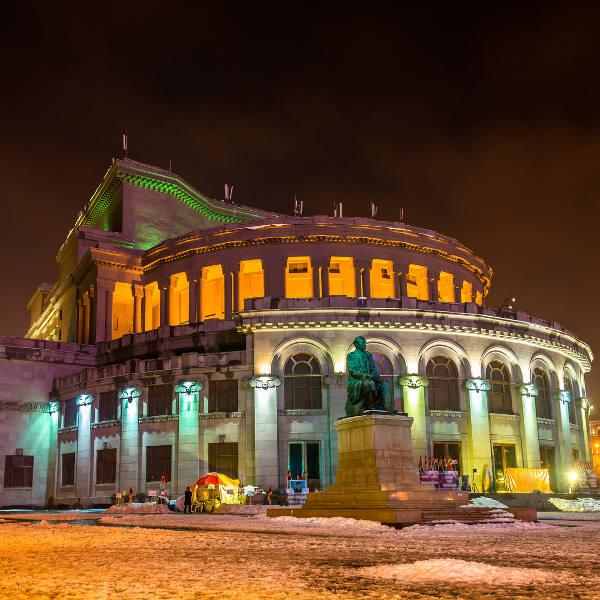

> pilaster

[
  {"left": 264, "top": 258, "right": 286, "bottom": 299},
  {"left": 118, "top": 387, "right": 141, "bottom": 496},
  {"left": 132, "top": 283, "right": 143, "bottom": 333},
  {"left": 398, "top": 374, "right": 428, "bottom": 464},
  {"left": 465, "top": 378, "right": 492, "bottom": 484},
  {"left": 557, "top": 390, "right": 573, "bottom": 490},
  {"left": 175, "top": 381, "right": 202, "bottom": 496},
  {"left": 75, "top": 394, "right": 93, "bottom": 500},
  {"left": 95, "top": 279, "right": 115, "bottom": 343},
  {"left": 249, "top": 375, "right": 281, "bottom": 489},
  {"left": 519, "top": 384, "right": 541, "bottom": 468}
]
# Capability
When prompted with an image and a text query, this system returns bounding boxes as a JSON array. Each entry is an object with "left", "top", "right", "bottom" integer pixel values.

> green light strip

[
  {"left": 83, "top": 178, "right": 121, "bottom": 228},
  {"left": 117, "top": 172, "right": 244, "bottom": 223}
]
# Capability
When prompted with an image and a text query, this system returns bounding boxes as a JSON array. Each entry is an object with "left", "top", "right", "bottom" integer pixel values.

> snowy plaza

[{"left": 1, "top": 512, "right": 600, "bottom": 599}]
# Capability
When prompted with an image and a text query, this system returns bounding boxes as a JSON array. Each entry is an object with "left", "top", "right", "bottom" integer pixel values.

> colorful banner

[{"left": 505, "top": 468, "right": 550, "bottom": 493}]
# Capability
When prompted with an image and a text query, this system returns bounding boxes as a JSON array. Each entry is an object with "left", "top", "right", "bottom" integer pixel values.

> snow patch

[
  {"left": 105, "top": 503, "right": 170, "bottom": 514},
  {"left": 469, "top": 496, "right": 508, "bottom": 508},
  {"left": 358, "top": 558, "right": 560, "bottom": 585},
  {"left": 548, "top": 497, "right": 600, "bottom": 512}
]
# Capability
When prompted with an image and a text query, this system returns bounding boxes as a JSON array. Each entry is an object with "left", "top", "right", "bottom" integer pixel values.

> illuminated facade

[{"left": 0, "top": 158, "right": 594, "bottom": 507}]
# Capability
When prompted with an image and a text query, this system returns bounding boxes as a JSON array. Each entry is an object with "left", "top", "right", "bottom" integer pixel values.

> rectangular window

[
  {"left": 147, "top": 384, "right": 173, "bottom": 417},
  {"left": 4, "top": 455, "right": 34, "bottom": 488},
  {"left": 98, "top": 391, "right": 118, "bottom": 422},
  {"left": 208, "top": 380, "right": 238, "bottom": 413},
  {"left": 329, "top": 263, "right": 341, "bottom": 274},
  {"left": 146, "top": 445, "right": 171, "bottom": 482},
  {"left": 96, "top": 448, "right": 117, "bottom": 484},
  {"left": 208, "top": 443, "right": 238, "bottom": 479},
  {"left": 62, "top": 398, "right": 77, "bottom": 428},
  {"left": 289, "top": 262, "right": 308, "bottom": 273},
  {"left": 433, "top": 442, "right": 461, "bottom": 474},
  {"left": 61, "top": 452, "right": 75, "bottom": 486}
]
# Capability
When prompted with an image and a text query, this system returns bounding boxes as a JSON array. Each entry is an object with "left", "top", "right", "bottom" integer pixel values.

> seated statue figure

[{"left": 345, "top": 336, "right": 395, "bottom": 417}]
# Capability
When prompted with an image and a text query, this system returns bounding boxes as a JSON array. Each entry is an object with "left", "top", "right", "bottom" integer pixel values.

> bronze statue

[{"left": 345, "top": 336, "right": 395, "bottom": 416}]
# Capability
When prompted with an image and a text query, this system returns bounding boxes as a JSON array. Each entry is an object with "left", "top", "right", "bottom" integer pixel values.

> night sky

[{"left": 1, "top": 3, "right": 597, "bottom": 403}]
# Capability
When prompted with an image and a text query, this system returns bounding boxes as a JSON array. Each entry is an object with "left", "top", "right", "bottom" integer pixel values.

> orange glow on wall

[
  {"left": 201, "top": 264, "right": 224, "bottom": 320},
  {"left": 370, "top": 259, "right": 395, "bottom": 298},
  {"left": 239, "top": 259, "right": 265, "bottom": 310},
  {"left": 438, "top": 271, "right": 455, "bottom": 302},
  {"left": 328, "top": 257, "right": 356, "bottom": 297},
  {"left": 112, "top": 282, "right": 134, "bottom": 340},
  {"left": 170, "top": 272, "right": 189, "bottom": 325},
  {"left": 286, "top": 257, "right": 313, "bottom": 298},
  {"left": 475, "top": 291, "right": 483, "bottom": 305},
  {"left": 461, "top": 281, "right": 473, "bottom": 303},
  {"left": 407, "top": 265, "right": 428, "bottom": 300}
]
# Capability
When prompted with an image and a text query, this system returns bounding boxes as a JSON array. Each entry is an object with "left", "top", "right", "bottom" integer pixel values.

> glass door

[{"left": 492, "top": 444, "right": 516, "bottom": 491}]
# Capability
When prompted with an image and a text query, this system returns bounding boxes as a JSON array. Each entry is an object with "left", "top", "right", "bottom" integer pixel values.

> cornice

[
  {"left": 0, "top": 400, "right": 48, "bottom": 413},
  {"left": 236, "top": 309, "right": 592, "bottom": 370},
  {"left": 278, "top": 409, "right": 329, "bottom": 417},
  {"left": 198, "top": 411, "right": 245, "bottom": 420}
]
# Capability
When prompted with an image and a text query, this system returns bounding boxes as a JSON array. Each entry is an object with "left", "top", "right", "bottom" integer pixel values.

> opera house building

[{"left": 0, "top": 158, "right": 593, "bottom": 507}]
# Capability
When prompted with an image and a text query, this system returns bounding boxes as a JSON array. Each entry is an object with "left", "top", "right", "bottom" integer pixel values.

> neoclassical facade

[{"left": 0, "top": 158, "right": 593, "bottom": 507}]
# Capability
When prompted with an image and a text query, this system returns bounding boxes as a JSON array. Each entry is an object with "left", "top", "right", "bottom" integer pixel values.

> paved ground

[{"left": 1, "top": 514, "right": 599, "bottom": 599}]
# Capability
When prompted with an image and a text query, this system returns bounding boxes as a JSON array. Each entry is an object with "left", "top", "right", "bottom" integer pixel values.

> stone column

[
  {"left": 88, "top": 285, "right": 96, "bottom": 343},
  {"left": 95, "top": 280, "right": 115, "bottom": 343},
  {"left": 188, "top": 273, "right": 200, "bottom": 325},
  {"left": 223, "top": 264, "right": 238, "bottom": 320},
  {"left": 132, "top": 284, "right": 143, "bottom": 333},
  {"left": 312, "top": 262, "right": 321, "bottom": 298},
  {"left": 46, "top": 402, "right": 60, "bottom": 505},
  {"left": 160, "top": 279, "right": 171, "bottom": 327},
  {"left": 264, "top": 258, "right": 286, "bottom": 299},
  {"left": 519, "top": 384, "right": 541, "bottom": 468},
  {"left": 429, "top": 270, "right": 440, "bottom": 302},
  {"left": 465, "top": 378, "right": 492, "bottom": 489},
  {"left": 75, "top": 395, "right": 93, "bottom": 501},
  {"left": 395, "top": 264, "right": 408, "bottom": 297},
  {"left": 454, "top": 283, "right": 462, "bottom": 304},
  {"left": 250, "top": 375, "right": 281, "bottom": 490},
  {"left": 557, "top": 390, "right": 573, "bottom": 490},
  {"left": 398, "top": 375, "right": 428, "bottom": 466},
  {"left": 82, "top": 296, "right": 90, "bottom": 344},
  {"left": 320, "top": 261, "right": 330, "bottom": 297},
  {"left": 76, "top": 298, "right": 83, "bottom": 344},
  {"left": 355, "top": 260, "right": 371, "bottom": 297},
  {"left": 175, "top": 381, "right": 201, "bottom": 496},
  {"left": 580, "top": 399, "right": 592, "bottom": 463},
  {"left": 118, "top": 387, "right": 141, "bottom": 497}
]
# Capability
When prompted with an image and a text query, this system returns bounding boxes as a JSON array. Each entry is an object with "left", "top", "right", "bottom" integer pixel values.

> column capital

[
  {"left": 174, "top": 380, "right": 203, "bottom": 395},
  {"left": 581, "top": 397, "right": 593, "bottom": 415},
  {"left": 75, "top": 393, "right": 93, "bottom": 407},
  {"left": 399, "top": 374, "right": 428, "bottom": 389},
  {"left": 249, "top": 375, "right": 281, "bottom": 390},
  {"left": 519, "top": 383, "right": 538, "bottom": 398},
  {"left": 132, "top": 283, "right": 144, "bottom": 296},
  {"left": 118, "top": 386, "right": 141, "bottom": 404},
  {"left": 558, "top": 390, "right": 571, "bottom": 404},
  {"left": 465, "top": 378, "right": 491, "bottom": 393}
]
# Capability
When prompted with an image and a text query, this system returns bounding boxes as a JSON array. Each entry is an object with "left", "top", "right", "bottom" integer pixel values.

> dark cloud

[{"left": 0, "top": 2, "right": 597, "bottom": 402}]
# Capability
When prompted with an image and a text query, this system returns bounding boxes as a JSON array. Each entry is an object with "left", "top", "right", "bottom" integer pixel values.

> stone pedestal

[{"left": 269, "top": 412, "right": 469, "bottom": 524}]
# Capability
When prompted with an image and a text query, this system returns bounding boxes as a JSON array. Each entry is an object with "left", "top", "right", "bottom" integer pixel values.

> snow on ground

[
  {"left": 468, "top": 496, "right": 508, "bottom": 508},
  {"left": 1, "top": 515, "right": 600, "bottom": 599},
  {"left": 548, "top": 497, "right": 600, "bottom": 512},
  {"left": 358, "top": 558, "right": 561, "bottom": 585},
  {"left": 105, "top": 502, "right": 170, "bottom": 514}
]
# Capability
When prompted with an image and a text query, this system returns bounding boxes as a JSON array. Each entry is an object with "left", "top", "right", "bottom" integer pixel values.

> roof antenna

[
  {"left": 122, "top": 133, "right": 128, "bottom": 159},
  {"left": 293, "top": 194, "right": 303, "bottom": 216},
  {"left": 399, "top": 207, "right": 404, "bottom": 222},
  {"left": 224, "top": 183, "right": 234, "bottom": 203},
  {"left": 370, "top": 199, "right": 378, "bottom": 218},
  {"left": 333, "top": 202, "right": 343, "bottom": 218},
  {"left": 169, "top": 159, "right": 172, "bottom": 171}
]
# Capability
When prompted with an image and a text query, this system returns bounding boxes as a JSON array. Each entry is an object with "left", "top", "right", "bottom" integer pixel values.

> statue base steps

[{"left": 268, "top": 413, "right": 470, "bottom": 525}]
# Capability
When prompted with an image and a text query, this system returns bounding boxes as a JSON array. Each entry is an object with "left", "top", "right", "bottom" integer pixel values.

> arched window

[
  {"left": 564, "top": 374, "right": 577, "bottom": 425},
  {"left": 284, "top": 353, "right": 322, "bottom": 410},
  {"left": 486, "top": 360, "right": 512, "bottom": 414},
  {"left": 532, "top": 368, "right": 552, "bottom": 420},
  {"left": 426, "top": 355, "right": 459, "bottom": 411}
]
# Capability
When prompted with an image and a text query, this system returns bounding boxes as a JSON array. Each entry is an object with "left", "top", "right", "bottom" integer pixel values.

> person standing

[
  {"left": 128, "top": 487, "right": 134, "bottom": 503},
  {"left": 184, "top": 486, "right": 192, "bottom": 513}
]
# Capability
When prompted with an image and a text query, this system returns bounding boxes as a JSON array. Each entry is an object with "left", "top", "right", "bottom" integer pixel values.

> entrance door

[
  {"left": 432, "top": 441, "right": 461, "bottom": 474},
  {"left": 539, "top": 446, "right": 557, "bottom": 491},
  {"left": 288, "top": 442, "right": 321, "bottom": 489},
  {"left": 492, "top": 444, "right": 516, "bottom": 491}
]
